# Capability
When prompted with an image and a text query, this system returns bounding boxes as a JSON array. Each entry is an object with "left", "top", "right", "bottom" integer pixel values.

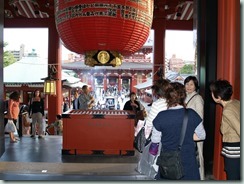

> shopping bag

[
  {"left": 136, "top": 141, "right": 162, "bottom": 179},
  {"left": 4, "top": 119, "right": 17, "bottom": 133}
]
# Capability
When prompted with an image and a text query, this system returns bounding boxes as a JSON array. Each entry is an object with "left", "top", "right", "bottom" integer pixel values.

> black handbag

[
  {"left": 134, "top": 121, "right": 151, "bottom": 153},
  {"left": 156, "top": 109, "right": 188, "bottom": 180}
]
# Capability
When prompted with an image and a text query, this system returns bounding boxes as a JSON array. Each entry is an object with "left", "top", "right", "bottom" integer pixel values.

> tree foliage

[
  {"left": 3, "top": 42, "right": 16, "bottom": 67},
  {"left": 180, "top": 64, "right": 194, "bottom": 74}
]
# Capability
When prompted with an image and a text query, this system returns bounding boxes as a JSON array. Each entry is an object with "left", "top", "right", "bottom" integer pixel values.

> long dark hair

[
  {"left": 33, "top": 89, "right": 41, "bottom": 98},
  {"left": 9, "top": 91, "right": 20, "bottom": 101}
]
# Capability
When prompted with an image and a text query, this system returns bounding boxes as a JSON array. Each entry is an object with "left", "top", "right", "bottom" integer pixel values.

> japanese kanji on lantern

[{"left": 55, "top": 0, "right": 154, "bottom": 67}]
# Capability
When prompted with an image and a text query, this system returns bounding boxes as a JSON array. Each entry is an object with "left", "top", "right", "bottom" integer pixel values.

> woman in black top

[
  {"left": 123, "top": 92, "right": 141, "bottom": 111},
  {"left": 29, "top": 90, "right": 44, "bottom": 138}
]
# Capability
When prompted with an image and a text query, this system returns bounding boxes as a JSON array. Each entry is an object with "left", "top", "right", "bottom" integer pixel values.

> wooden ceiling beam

[
  {"left": 4, "top": 0, "right": 193, "bottom": 31},
  {"left": 4, "top": 17, "right": 53, "bottom": 28},
  {"left": 166, "top": 20, "right": 193, "bottom": 30}
]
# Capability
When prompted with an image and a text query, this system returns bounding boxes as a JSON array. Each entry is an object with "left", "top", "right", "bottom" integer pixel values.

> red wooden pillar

[
  {"left": 103, "top": 75, "right": 107, "bottom": 91},
  {"left": 118, "top": 75, "right": 121, "bottom": 93},
  {"left": 87, "top": 73, "right": 93, "bottom": 91},
  {"left": 213, "top": 0, "right": 240, "bottom": 180},
  {"left": 131, "top": 74, "right": 137, "bottom": 92},
  {"left": 44, "top": 94, "right": 48, "bottom": 110},
  {"left": 0, "top": 0, "right": 4, "bottom": 157},
  {"left": 47, "top": 18, "right": 62, "bottom": 132},
  {"left": 152, "top": 17, "right": 166, "bottom": 81},
  {"left": 68, "top": 88, "right": 72, "bottom": 107}
]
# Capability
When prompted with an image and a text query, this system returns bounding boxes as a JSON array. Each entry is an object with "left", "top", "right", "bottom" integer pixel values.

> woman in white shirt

[{"left": 145, "top": 79, "right": 171, "bottom": 142}]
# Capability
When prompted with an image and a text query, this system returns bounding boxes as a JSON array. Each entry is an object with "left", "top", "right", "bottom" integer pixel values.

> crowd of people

[
  {"left": 4, "top": 89, "right": 64, "bottom": 140},
  {"left": 3, "top": 77, "right": 240, "bottom": 180},
  {"left": 132, "top": 77, "right": 240, "bottom": 180}
]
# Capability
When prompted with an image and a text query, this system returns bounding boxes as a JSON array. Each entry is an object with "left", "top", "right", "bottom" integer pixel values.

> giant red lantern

[{"left": 55, "top": 0, "right": 154, "bottom": 67}]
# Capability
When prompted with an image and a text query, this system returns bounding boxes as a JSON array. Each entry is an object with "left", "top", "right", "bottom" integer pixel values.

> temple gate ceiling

[{"left": 4, "top": 0, "right": 193, "bottom": 22}]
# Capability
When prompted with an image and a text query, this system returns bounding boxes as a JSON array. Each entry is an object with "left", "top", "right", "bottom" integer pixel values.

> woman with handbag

[
  {"left": 150, "top": 82, "right": 202, "bottom": 180},
  {"left": 184, "top": 76, "right": 206, "bottom": 180},
  {"left": 136, "top": 79, "right": 171, "bottom": 179},
  {"left": 135, "top": 79, "right": 170, "bottom": 155},
  {"left": 144, "top": 79, "right": 171, "bottom": 141},
  {"left": 5, "top": 91, "right": 20, "bottom": 143}
]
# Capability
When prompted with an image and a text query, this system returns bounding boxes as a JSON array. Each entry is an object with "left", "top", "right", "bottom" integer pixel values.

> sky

[
  {"left": 165, "top": 30, "right": 195, "bottom": 61},
  {"left": 4, "top": 28, "right": 49, "bottom": 58},
  {"left": 3, "top": 28, "right": 195, "bottom": 61}
]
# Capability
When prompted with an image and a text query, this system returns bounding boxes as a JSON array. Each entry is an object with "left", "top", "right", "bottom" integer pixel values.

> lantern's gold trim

[
  {"left": 85, "top": 51, "right": 97, "bottom": 67},
  {"left": 85, "top": 50, "right": 123, "bottom": 67},
  {"left": 110, "top": 51, "right": 123, "bottom": 67},
  {"left": 110, "top": 57, "right": 122, "bottom": 67},
  {"left": 97, "top": 50, "right": 110, "bottom": 64}
]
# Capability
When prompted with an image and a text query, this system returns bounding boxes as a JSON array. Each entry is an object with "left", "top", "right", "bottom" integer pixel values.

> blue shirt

[
  {"left": 72, "top": 98, "right": 79, "bottom": 110},
  {"left": 153, "top": 107, "right": 202, "bottom": 180}
]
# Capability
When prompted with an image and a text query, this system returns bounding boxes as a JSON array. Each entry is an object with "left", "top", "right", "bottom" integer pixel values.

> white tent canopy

[
  {"left": 62, "top": 71, "right": 80, "bottom": 83},
  {"left": 65, "top": 81, "right": 88, "bottom": 88},
  {"left": 134, "top": 78, "right": 152, "bottom": 89},
  {"left": 62, "top": 70, "right": 89, "bottom": 88}
]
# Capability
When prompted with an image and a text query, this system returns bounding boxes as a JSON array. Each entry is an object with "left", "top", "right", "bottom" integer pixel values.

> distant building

[
  {"left": 169, "top": 54, "right": 185, "bottom": 72},
  {"left": 9, "top": 44, "right": 25, "bottom": 61}
]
